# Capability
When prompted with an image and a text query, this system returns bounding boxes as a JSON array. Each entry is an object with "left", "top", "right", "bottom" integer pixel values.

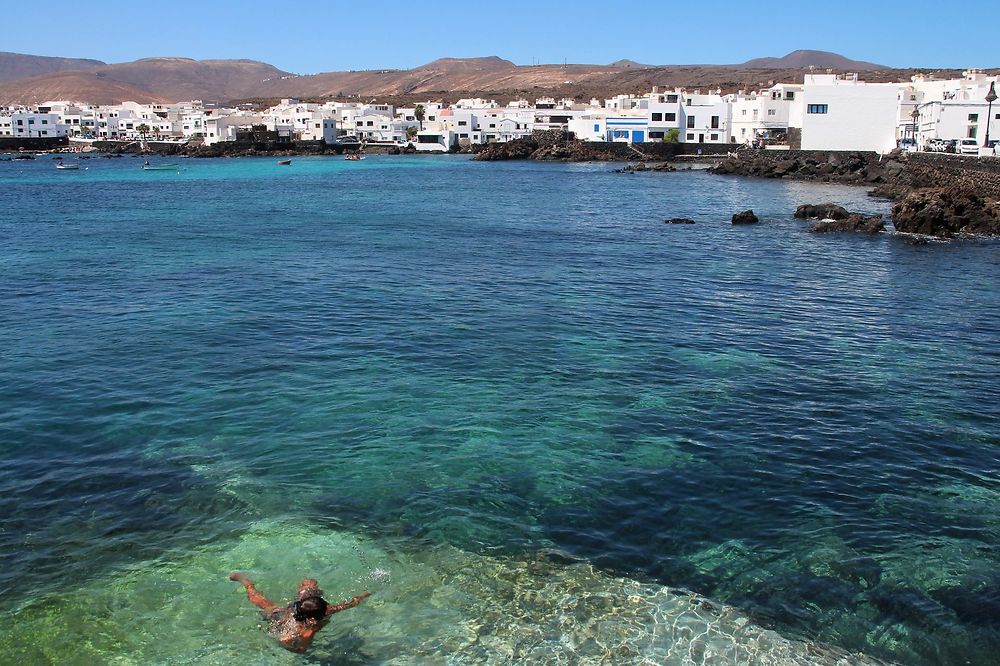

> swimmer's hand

[
  {"left": 326, "top": 591, "right": 372, "bottom": 616},
  {"left": 229, "top": 571, "right": 246, "bottom": 582}
]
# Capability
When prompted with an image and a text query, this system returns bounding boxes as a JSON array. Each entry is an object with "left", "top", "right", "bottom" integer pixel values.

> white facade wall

[
  {"left": 568, "top": 115, "right": 606, "bottom": 142},
  {"left": 918, "top": 101, "right": 1000, "bottom": 143},
  {"left": 801, "top": 75, "right": 899, "bottom": 152},
  {"left": 680, "top": 98, "right": 731, "bottom": 144},
  {"left": 10, "top": 112, "right": 66, "bottom": 138},
  {"left": 646, "top": 91, "right": 682, "bottom": 141}
]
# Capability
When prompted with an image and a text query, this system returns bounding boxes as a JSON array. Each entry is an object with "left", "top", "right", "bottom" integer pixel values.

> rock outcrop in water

[
  {"left": 665, "top": 217, "right": 696, "bottom": 224},
  {"left": 794, "top": 203, "right": 850, "bottom": 220},
  {"left": 811, "top": 214, "right": 885, "bottom": 234},
  {"left": 891, "top": 185, "right": 1000, "bottom": 237},
  {"left": 795, "top": 203, "right": 885, "bottom": 234},
  {"left": 732, "top": 210, "right": 759, "bottom": 225}
]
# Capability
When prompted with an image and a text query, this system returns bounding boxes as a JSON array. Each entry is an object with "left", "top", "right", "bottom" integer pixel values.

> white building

[
  {"left": 680, "top": 91, "right": 731, "bottom": 144},
  {"left": 9, "top": 112, "right": 66, "bottom": 138},
  {"left": 800, "top": 74, "right": 899, "bottom": 153}
]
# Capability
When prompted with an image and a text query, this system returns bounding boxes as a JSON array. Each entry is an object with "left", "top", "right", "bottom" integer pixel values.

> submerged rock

[
  {"left": 732, "top": 210, "right": 759, "bottom": 225},
  {"left": 664, "top": 218, "right": 696, "bottom": 224}
]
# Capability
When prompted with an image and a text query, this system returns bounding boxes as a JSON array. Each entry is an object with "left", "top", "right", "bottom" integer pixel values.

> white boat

[
  {"left": 142, "top": 163, "right": 179, "bottom": 171},
  {"left": 55, "top": 163, "right": 80, "bottom": 170}
]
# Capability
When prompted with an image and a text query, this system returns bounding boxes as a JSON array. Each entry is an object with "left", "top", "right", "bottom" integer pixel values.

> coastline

[{"left": 7, "top": 137, "right": 1000, "bottom": 238}]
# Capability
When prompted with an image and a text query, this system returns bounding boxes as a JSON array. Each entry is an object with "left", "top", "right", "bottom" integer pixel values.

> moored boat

[
  {"left": 277, "top": 159, "right": 292, "bottom": 165},
  {"left": 55, "top": 162, "right": 80, "bottom": 170},
  {"left": 142, "top": 163, "right": 179, "bottom": 171}
]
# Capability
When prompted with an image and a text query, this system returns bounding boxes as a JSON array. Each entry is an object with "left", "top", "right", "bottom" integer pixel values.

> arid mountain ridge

[{"left": 0, "top": 50, "right": 980, "bottom": 106}]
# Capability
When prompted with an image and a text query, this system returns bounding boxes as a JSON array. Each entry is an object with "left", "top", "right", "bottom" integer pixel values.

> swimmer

[{"left": 229, "top": 572, "right": 371, "bottom": 653}]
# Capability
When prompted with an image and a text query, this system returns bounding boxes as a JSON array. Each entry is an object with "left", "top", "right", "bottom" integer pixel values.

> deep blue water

[{"left": 1, "top": 154, "right": 998, "bottom": 664}]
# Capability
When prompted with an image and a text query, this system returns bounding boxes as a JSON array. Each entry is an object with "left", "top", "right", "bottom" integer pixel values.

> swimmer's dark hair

[{"left": 292, "top": 595, "right": 328, "bottom": 622}]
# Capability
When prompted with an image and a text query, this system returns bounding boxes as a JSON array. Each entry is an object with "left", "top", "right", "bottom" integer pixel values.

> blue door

[{"left": 632, "top": 130, "right": 645, "bottom": 143}]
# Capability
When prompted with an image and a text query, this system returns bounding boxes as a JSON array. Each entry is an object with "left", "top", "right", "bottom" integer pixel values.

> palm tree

[
  {"left": 136, "top": 123, "right": 150, "bottom": 140},
  {"left": 414, "top": 104, "right": 424, "bottom": 130},
  {"left": 153, "top": 126, "right": 161, "bottom": 140}
]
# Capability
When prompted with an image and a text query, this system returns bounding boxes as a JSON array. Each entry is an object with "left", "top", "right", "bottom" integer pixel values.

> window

[
  {"left": 28, "top": 119, "right": 34, "bottom": 124},
  {"left": 785, "top": 92, "right": 795, "bottom": 100},
  {"left": 41, "top": 119, "right": 48, "bottom": 124},
  {"left": 687, "top": 116, "right": 695, "bottom": 128},
  {"left": 710, "top": 133, "right": 718, "bottom": 140},
  {"left": 711, "top": 116, "right": 719, "bottom": 129},
  {"left": 968, "top": 126, "right": 978, "bottom": 138},
  {"left": 458, "top": 120, "right": 467, "bottom": 126},
  {"left": 489, "top": 123, "right": 496, "bottom": 128},
  {"left": 767, "top": 109, "right": 776, "bottom": 116},
  {"left": 649, "top": 131, "right": 664, "bottom": 139},
  {"left": 686, "top": 133, "right": 694, "bottom": 140},
  {"left": 667, "top": 94, "right": 678, "bottom": 103},
  {"left": 315, "top": 123, "right": 320, "bottom": 128},
  {"left": 651, "top": 112, "right": 662, "bottom": 121},
  {"left": 742, "top": 109, "right": 747, "bottom": 116},
  {"left": 807, "top": 104, "right": 828, "bottom": 114},
  {"left": 593, "top": 124, "right": 599, "bottom": 132},
  {"left": 968, "top": 113, "right": 979, "bottom": 122},
  {"left": 459, "top": 133, "right": 468, "bottom": 138},
  {"left": 665, "top": 113, "right": 676, "bottom": 121}
]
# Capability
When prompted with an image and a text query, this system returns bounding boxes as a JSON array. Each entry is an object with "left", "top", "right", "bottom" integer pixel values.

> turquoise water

[{"left": 1, "top": 154, "right": 998, "bottom": 664}]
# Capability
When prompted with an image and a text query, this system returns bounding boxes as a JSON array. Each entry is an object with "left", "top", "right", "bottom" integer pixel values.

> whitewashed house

[
  {"left": 800, "top": 74, "right": 899, "bottom": 152},
  {"left": 680, "top": 91, "right": 731, "bottom": 144}
]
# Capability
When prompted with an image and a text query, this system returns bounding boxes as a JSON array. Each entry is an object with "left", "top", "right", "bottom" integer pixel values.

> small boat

[
  {"left": 55, "top": 162, "right": 80, "bottom": 170},
  {"left": 277, "top": 159, "right": 292, "bottom": 165},
  {"left": 142, "top": 163, "right": 179, "bottom": 171},
  {"left": 344, "top": 154, "right": 365, "bottom": 161}
]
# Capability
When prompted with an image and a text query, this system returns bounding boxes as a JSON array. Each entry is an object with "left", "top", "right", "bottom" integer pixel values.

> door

[
  {"left": 699, "top": 134, "right": 704, "bottom": 143},
  {"left": 632, "top": 130, "right": 644, "bottom": 143}
]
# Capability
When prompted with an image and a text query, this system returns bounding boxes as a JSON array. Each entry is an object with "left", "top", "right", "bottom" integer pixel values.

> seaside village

[{"left": 1, "top": 69, "right": 998, "bottom": 156}]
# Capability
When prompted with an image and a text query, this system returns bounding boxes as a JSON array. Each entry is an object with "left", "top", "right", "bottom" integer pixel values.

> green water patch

[{"left": 0, "top": 518, "right": 888, "bottom": 665}]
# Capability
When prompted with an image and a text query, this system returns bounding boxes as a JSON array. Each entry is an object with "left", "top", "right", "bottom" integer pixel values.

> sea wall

[{"left": 0, "top": 137, "right": 69, "bottom": 152}]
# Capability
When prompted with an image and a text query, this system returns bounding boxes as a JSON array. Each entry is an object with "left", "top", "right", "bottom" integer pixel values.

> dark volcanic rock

[
  {"left": 621, "top": 162, "right": 676, "bottom": 172},
  {"left": 795, "top": 203, "right": 851, "bottom": 220},
  {"left": 891, "top": 185, "right": 1000, "bottom": 237},
  {"left": 473, "top": 138, "right": 539, "bottom": 161},
  {"left": 732, "top": 210, "right": 759, "bottom": 225},
  {"left": 665, "top": 218, "right": 696, "bottom": 224},
  {"left": 811, "top": 214, "right": 885, "bottom": 234}
]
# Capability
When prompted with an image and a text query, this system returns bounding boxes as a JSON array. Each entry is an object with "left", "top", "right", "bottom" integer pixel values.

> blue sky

[{"left": 9, "top": 0, "right": 997, "bottom": 72}]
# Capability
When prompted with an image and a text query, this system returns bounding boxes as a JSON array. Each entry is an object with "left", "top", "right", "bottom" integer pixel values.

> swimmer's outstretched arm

[
  {"left": 325, "top": 591, "right": 372, "bottom": 617},
  {"left": 229, "top": 572, "right": 279, "bottom": 614}
]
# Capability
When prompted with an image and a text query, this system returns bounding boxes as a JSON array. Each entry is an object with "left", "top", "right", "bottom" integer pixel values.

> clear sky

[{"left": 9, "top": 0, "right": 997, "bottom": 72}]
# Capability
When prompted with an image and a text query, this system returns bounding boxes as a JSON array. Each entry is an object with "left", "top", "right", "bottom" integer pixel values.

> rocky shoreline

[
  {"left": 710, "top": 150, "right": 1000, "bottom": 239},
  {"left": 10, "top": 136, "right": 998, "bottom": 239}
]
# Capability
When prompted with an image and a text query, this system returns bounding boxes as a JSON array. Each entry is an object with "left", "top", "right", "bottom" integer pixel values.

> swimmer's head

[{"left": 292, "top": 595, "right": 328, "bottom": 622}]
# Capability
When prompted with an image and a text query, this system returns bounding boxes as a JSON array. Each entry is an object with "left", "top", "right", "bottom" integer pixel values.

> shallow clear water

[{"left": 1, "top": 154, "right": 998, "bottom": 665}]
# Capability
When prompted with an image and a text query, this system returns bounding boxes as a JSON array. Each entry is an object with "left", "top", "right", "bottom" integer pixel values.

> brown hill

[
  {"left": 0, "top": 56, "right": 291, "bottom": 104},
  {"left": 740, "top": 50, "right": 886, "bottom": 70},
  {"left": 0, "top": 52, "right": 974, "bottom": 107},
  {"left": 0, "top": 51, "right": 105, "bottom": 82},
  {"left": 0, "top": 72, "right": 168, "bottom": 105},
  {"left": 83, "top": 58, "right": 291, "bottom": 101}
]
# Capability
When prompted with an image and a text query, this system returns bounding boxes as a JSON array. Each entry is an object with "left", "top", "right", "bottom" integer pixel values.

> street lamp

[
  {"left": 911, "top": 105, "right": 920, "bottom": 149},
  {"left": 985, "top": 81, "right": 997, "bottom": 147}
]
